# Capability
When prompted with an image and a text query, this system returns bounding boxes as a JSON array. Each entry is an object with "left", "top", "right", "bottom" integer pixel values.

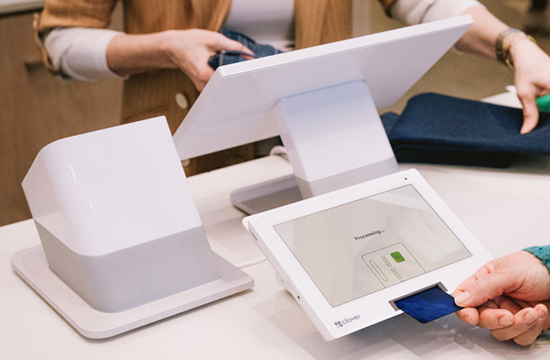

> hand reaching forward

[
  {"left": 107, "top": 29, "right": 254, "bottom": 91},
  {"left": 161, "top": 29, "right": 254, "bottom": 91},
  {"left": 453, "top": 251, "right": 550, "bottom": 345}
]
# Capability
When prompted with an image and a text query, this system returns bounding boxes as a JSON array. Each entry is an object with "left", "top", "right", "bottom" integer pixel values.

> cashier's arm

[
  {"left": 456, "top": 6, "right": 550, "bottom": 134},
  {"left": 106, "top": 29, "right": 253, "bottom": 91},
  {"left": 453, "top": 251, "right": 550, "bottom": 346}
]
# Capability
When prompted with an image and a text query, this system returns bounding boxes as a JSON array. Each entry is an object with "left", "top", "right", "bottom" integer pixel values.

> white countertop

[
  {"left": 0, "top": 0, "right": 43, "bottom": 15},
  {"left": 2, "top": 153, "right": 550, "bottom": 359}
]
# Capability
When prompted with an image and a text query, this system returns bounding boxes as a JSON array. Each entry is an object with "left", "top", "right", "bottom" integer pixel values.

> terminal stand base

[
  {"left": 11, "top": 245, "right": 254, "bottom": 339},
  {"left": 230, "top": 174, "right": 303, "bottom": 214}
]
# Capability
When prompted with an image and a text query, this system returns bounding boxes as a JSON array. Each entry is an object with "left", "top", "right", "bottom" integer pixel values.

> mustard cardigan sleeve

[{"left": 36, "top": 0, "right": 118, "bottom": 32}]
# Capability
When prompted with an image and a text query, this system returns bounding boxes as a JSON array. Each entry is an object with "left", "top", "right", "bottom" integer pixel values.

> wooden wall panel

[{"left": 0, "top": 6, "right": 123, "bottom": 226}]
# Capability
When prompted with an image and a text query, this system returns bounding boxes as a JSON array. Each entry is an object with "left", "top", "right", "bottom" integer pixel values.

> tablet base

[
  {"left": 230, "top": 174, "right": 303, "bottom": 214},
  {"left": 273, "top": 80, "right": 398, "bottom": 199}
]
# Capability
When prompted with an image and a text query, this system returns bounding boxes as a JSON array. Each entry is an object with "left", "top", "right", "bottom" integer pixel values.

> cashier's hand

[
  {"left": 510, "top": 39, "right": 550, "bottom": 134},
  {"left": 453, "top": 251, "right": 550, "bottom": 345},
  {"left": 162, "top": 29, "right": 254, "bottom": 91},
  {"left": 107, "top": 29, "right": 254, "bottom": 92}
]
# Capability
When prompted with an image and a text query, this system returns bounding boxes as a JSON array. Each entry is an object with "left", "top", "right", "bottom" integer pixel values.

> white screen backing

[{"left": 174, "top": 16, "right": 473, "bottom": 160}]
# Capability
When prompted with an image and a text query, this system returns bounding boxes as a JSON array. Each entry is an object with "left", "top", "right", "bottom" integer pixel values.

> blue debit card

[{"left": 394, "top": 286, "right": 463, "bottom": 324}]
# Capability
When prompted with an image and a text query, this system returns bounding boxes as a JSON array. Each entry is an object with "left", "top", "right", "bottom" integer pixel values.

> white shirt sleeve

[
  {"left": 44, "top": 27, "right": 127, "bottom": 82},
  {"left": 391, "top": 0, "right": 485, "bottom": 25}
]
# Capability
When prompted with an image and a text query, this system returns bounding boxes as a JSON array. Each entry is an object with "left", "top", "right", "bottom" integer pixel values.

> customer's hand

[
  {"left": 453, "top": 251, "right": 550, "bottom": 345},
  {"left": 510, "top": 39, "right": 550, "bottom": 134}
]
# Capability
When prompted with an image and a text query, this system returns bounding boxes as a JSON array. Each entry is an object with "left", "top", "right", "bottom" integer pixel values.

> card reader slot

[
  {"left": 390, "top": 283, "right": 462, "bottom": 324},
  {"left": 388, "top": 282, "right": 448, "bottom": 311}
]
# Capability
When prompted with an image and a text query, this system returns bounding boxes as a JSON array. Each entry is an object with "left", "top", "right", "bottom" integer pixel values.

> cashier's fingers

[
  {"left": 490, "top": 305, "right": 548, "bottom": 346},
  {"left": 517, "top": 91, "right": 540, "bottom": 134},
  {"left": 510, "top": 38, "right": 550, "bottom": 134}
]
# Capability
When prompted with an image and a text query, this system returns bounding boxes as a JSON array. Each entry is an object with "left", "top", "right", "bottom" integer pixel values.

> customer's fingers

[{"left": 489, "top": 306, "right": 547, "bottom": 345}]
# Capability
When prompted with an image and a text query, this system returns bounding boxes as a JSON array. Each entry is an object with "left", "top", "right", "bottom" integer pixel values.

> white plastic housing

[
  {"left": 22, "top": 117, "right": 200, "bottom": 257},
  {"left": 21, "top": 117, "right": 221, "bottom": 313},
  {"left": 13, "top": 117, "right": 254, "bottom": 337},
  {"left": 273, "top": 80, "right": 398, "bottom": 197}
]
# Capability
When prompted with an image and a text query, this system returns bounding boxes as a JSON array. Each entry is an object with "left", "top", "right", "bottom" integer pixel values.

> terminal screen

[{"left": 273, "top": 185, "right": 471, "bottom": 307}]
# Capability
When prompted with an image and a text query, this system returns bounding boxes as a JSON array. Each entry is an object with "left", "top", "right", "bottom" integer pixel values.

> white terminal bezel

[{"left": 244, "top": 169, "right": 492, "bottom": 340}]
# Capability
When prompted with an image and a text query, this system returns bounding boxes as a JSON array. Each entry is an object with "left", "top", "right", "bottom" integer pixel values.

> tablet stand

[
  {"left": 231, "top": 80, "right": 398, "bottom": 213},
  {"left": 11, "top": 117, "right": 253, "bottom": 338}
]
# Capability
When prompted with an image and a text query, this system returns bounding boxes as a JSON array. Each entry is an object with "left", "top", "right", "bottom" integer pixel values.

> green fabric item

[
  {"left": 523, "top": 245, "right": 550, "bottom": 273},
  {"left": 537, "top": 95, "right": 550, "bottom": 113}
]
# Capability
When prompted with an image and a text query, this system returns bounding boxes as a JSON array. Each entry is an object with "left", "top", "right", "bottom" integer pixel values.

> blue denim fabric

[
  {"left": 208, "top": 27, "right": 283, "bottom": 70},
  {"left": 380, "top": 92, "right": 550, "bottom": 168}
]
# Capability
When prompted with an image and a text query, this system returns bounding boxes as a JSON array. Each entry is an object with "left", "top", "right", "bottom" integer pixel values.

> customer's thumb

[{"left": 454, "top": 272, "right": 508, "bottom": 307}]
